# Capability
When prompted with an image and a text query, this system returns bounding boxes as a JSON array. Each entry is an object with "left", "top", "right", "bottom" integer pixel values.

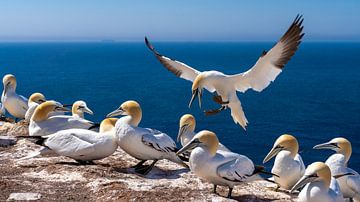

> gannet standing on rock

[
  {"left": 29, "top": 101, "right": 97, "bottom": 136},
  {"left": 146, "top": 15, "right": 304, "bottom": 130},
  {"left": 107, "top": 100, "right": 188, "bottom": 175},
  {"left": 1, "top": 74, "right": 28, "bottom": 120},
  {"left": 314, "top": 138, "right": 360, "bottom": 201},
  {"left": 178, "top": 114, "right": 229, "bottom": 152},
  {"left": 20, "top": 118, "right": 119, "bottom": 164},
  {"left": 263, "top": 134, "right": 305, "bottom": 190},
  {"left": 71, "top": 100, "right": 93, "bottom": 119},
  {"left": 291, "top": 162, "right": 344, "bottom": 202},
  {"left": 176, "top": 130, "right": 276, "bottom": 198}
]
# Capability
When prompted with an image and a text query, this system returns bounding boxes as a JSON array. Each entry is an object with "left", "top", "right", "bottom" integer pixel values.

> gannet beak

[
  {"left": 188, "top": 89, "right": 198, "bottom": 108},
  {"left": 83, "top": 106, "right": 94, "bottom": 115},
  {"left": 198, "top": 90, "right": 202, "bottom": 108},
  {"left": 176, "top": 138, "right": 201, "bottom": 155},
  {"left": 177, "top": 124, "right": 189, "bottom": 142},
  {"left": 106, "top": 107, "right": 125, "bottom": 118},
  {"left": 55, "top": 106, "right": 71, "bottom": 112},
  {"left": 62, "top": 104, "right": 73, "bottom": 107},
  {"left": 290, "top": 175, "right": 317, "bottom": 193},
  {"left": 263, "top": 146, "right": 282, "bottom": 163},
  {"left": 313, "top": 142, "right": 339, "bottom": 150}
]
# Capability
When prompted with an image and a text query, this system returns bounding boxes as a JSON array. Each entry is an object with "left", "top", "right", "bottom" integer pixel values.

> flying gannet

[
  {"left": 107, "top": 100, "right": 188, "bottom": 175},
  {"left": 145, "top": 15, "right": 304, "bottom": 130},
  {"left": 178, "top": 114, "right": 229, "bottom": 153},
  {"left": 263, "top": 134, "right": 305, "bottom": 190},
  {"left": 314, "top": 138, "right": 360, "bottom": 201},
  {"left": 29, "top": 101, "right": 97, "bottom": 136},
  {"left": 1, "top": 74, "right": 28, "bottom": 120},
  {"left": 176, "top": 130, "right": 275, "bottom": 198},
  {"left": 291, "top": 162, "right": 344, "bottom": 202},
  {"left": 20, "top": 118, "right": 119, "bottom": 164}
]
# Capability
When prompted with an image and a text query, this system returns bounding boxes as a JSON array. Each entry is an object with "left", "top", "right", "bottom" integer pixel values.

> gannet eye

[{"left": 78, "top": 106, "right": 84, "bottom": 110}]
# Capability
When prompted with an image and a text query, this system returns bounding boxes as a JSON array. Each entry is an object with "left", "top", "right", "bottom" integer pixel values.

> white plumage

[{"left": 146, "top": 15, "right": 304, "bottom": 130}]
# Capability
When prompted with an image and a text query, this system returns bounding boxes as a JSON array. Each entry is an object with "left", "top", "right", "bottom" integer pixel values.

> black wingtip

[{"left": 144, "top": 37, "right": 161, "bottom": 56}]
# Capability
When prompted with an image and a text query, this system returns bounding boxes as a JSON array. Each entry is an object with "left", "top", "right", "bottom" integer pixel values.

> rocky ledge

[{"left": 0, "top": 121, "right": 295, "bottom": 201}]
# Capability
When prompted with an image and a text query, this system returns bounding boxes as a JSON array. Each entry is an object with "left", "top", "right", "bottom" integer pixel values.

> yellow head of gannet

[
  {"left": 106, "top": 100, "right": 142, "bottom": 126},
  {"left": 263, "top": 134, "right": 299, "bottom": 163},
  {"left": 28, "top": 93, "right": 46, "bottom": 105},
  {"left": 313, "top": 137, "right": 352, "bottom": 163},
  {"left": 177, "top": 130, "right": 219, "bottom": 156},
  {"left": 177, "top": 114, "right": 196, "bottom": 142},
  {"left": 31, "top": 101, "right": 71, "bottom": 122},
  {"left": 291, "top": 162, "right": 331, "bottom": 193},
  {"left": 99, "top": 118, "right": 118, "bottom": 133},
  {"left": 189, "top": 74, "right": 205, "bottom": 108},
  {"left": 3, "top": 74, "right": 17, "bottom": 94},
  {"left": 72, "top": 100, "right": 93, "bottom": 118}
]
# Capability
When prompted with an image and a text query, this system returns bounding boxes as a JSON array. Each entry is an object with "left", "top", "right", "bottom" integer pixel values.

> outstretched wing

[
  {"left": 217, "top": 154, "right": 255, "bottom": 183},
  {"left": 141, "top": 129, "right": 177, "bottom": 154},
  {"left": 228, "top": 92, "right": 248, "bottom": 130},
  {"left": 231, "top": 15, "right": 304, "bottom": 92},
  {"left": 45, "top": 130, "right": 96, "bottom": 157},
  {"left": 145, "top": 37, "right": 200, "bottom": 82}
]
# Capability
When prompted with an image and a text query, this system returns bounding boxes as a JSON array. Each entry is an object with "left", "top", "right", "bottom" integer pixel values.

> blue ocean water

[{"left": 0, "top": 42, "right": 359, "bottom": 171}]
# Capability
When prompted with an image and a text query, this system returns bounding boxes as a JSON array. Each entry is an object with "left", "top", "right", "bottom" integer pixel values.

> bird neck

[
  {"left": 125, "top": 112, "right": 142, "bottom": 127},
  {"left": 32, "top": 106, "right": 52, "bottom": 122},
  {"left": 288, "top": 145, "right": 298, "bottom": 159},
  {"left": 338, "top": 147, "right": 351, "bottom": 164},
  {"left": 72, "top": 112, "right": 84, "bottom": 119}
]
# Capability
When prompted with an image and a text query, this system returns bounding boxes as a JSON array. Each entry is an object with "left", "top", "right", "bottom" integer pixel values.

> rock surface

[{"left": 0, "top": 121, "right": 295, "bottom": 201}]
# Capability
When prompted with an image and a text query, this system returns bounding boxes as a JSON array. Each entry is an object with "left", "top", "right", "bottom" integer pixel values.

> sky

[{"left": 0, "top": 0, "right": 359, "bottom": 42}]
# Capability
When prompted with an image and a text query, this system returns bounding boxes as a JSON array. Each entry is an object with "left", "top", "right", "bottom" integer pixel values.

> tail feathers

[
  {"left": 88, "top": 123, "right": 101, "bottom": 130},
  {"left": 167, "top": 153, "right": 189, "bottom": 169},
  {"left": 20, "top": 147, "right": 56, "bottom": 160},
  {"left": 253, "top": 165, "right": 279, "bottom": 177},
  {"left": 16, "top": 135, "right": 46, "bottom": 146},
  {"left": 228, "top": 98, "right": 248, "bottom": 131},
  {"left": 20, "top": 150, "right": 42, "bottom": 160}
]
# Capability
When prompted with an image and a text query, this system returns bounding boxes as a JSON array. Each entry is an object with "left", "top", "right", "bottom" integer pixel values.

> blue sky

[{"left": 0, "top": 0, "right": 359, "bottom": 41}]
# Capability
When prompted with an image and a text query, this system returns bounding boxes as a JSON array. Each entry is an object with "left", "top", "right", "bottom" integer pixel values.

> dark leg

[
  {"left": 131, "top": 160, "right": 146, "bottom": 168},
  {"left": 349, "top": 198, "right": 354, "bottom": 202},
  {"left": 204, "top": 106, "right": 226, "bottom": 116},
  {"left": 213, "top": 185, "right": 217, "bottom": 194},
  {"left": 212, "top": 95, "right": 229, "bottom": 105},
  {"left": 227, "top": 187, "right": 233, "bottom": 198},
  {"left": 135, "top": 160, "right": 158, "bottom": 175}
]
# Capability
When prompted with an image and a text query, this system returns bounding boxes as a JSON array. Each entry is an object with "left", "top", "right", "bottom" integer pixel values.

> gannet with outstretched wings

[{"left": 146, "top": 15, "right": 304, "bottom": 130}]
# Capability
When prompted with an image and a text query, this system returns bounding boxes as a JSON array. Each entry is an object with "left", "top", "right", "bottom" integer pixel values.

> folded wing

[
  {"left": 231, "top": 15, "right": 304, "bottom": 92},
  {"left": 145, "top": 37, "right": 200, "bottom": 82}
]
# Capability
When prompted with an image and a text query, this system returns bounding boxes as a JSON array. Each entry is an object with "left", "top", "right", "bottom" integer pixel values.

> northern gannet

[
  {"left": 263, "top": 134, "right": 305, "bottom": 190},
  {"left": 71, "top": 100, "right": 93, "bottom": 119},
  {"left": 291, "top": 162, "right": 344, "bottom": 202},
  {"left": 314, "top": 138, "right": 360, "bottom": 201},
  {"left": 178, "top": 114, "right": 229, "bottom": 152},
  {"left": 145, "top": 15, "right": 304, "bottom": 130},
  {"left": 176, "top": 130, "right": 275, "bottom": 198},
  {"left": 29, "top": 101, "right": 97, "bottom": 136},
  {"left": 1, "top": 74, "right": 28, "bottom": 120},
  {"left": 25, "top": 93, "right": 65, "bottom": 121},
  {"left": 107, "top": 100, "right": 187, "bottom": 175},
  {"left": 21, "top": 118, "right": 119, "bottom": 164}
]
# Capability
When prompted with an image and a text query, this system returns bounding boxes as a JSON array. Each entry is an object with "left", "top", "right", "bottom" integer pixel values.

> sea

[{"left": 0, "top": 41, "right": 359, "bottom": 171}]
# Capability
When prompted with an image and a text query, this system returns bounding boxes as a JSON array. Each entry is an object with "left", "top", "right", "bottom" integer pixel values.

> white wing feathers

[
  {"left": 141, "top": 129, "right": 177, "bottom": 153},
  {"left": 45, "top": 130, "right": 96, "bottom": 157},
  {"left": 145, "top": 37, "right": 200, "bottom": 82},
  {"left": 231, "top": 15, "right": 304, "bottom": 93},
  {"left": 217, "top": 155, "right": 254, "bottom": 182}
]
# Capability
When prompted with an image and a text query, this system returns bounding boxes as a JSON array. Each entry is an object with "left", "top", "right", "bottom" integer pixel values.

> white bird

[
  {"left": 314, "top": 138, "right": 360, "bottom": 201},
  {"left": 177, "top": 114, "right": 229, "bottom": 152},
  {"left": 0, "top": 102, "right": 5, "bottom": 117},
  {"left": 25, "top": 93, "right": 68, "bottom": 121},
  {"left": 71, "top": 100, "right": 93, "bottom": 119},
  {"left": 291, "top": 162, "right": 344, "bottom": 202},
  {"left": 176, "top": 130, "right": 275, "bottom": 198},
  {"left": 146, "top": 15, "right": 304, "bottom": 130},
  {"left": 29, "top": 101, "right": 98, "bottom": 136},
  {"left": 20, "top": 118, "right": 119, "bottom": 164},
  {"left": 1, "top": 74, "right": 28, "bottom": 120},
  {"left": 106, "top": 100, "right": 188, "bottom": 175},
  {"left": 263, "top": 134, "right": 305, "bottom": 190}
]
